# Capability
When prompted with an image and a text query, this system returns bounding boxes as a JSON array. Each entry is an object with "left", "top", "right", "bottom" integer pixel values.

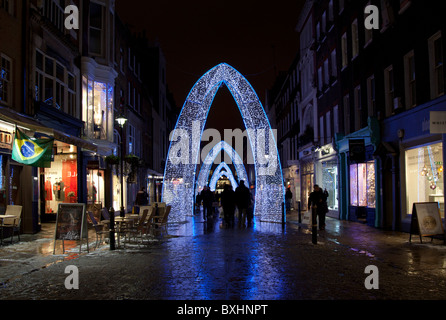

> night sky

[{"left": 116, "top": 0, "right": 304, "bottom": 133}]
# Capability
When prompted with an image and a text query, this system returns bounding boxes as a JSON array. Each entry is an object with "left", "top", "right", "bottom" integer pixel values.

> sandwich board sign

[
  {"left": 53, "top": 203, "right": 89, "bottom": 254},
  {"left": 409, "top": 202, "right": 445, "bottom": 244}
]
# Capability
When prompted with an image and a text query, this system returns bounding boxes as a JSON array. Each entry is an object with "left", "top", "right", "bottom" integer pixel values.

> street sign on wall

[{"left": 430, "top": 111, "right": 446, "bottom": 134}]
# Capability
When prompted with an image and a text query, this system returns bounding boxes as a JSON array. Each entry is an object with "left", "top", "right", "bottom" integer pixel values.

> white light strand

[{"left": 162, "top": 63, "right": 285, "bottom": 223}]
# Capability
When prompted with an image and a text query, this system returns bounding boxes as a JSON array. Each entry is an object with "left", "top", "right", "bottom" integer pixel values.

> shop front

[
  {"left": 382, "top": 96, "right": 446, "bottom": 232},
  {"left": 283, "top": 160, "right": 300, "bottom": 210},
  {"left": 40, "top": 141, "right": 78, "bottom": 221},
  {"left": 335, "top": 117, "right": 381, "bottom": 228},
  {"left": 299, "top": 148, "right": 315, "bottom": 212},
  {"left": 315, "top": 143, "right": 339, "bottom": 218}
]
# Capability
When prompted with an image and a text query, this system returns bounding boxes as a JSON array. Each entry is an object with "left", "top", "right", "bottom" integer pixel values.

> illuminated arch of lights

[
  {"left": 195, "top": 141, "right": 248, "bottom": 194},
  {"left": 208, "top": 162, "right": 238, "bottom": 192},
  {"left": 162, "top": 63, "right": 285, "bottom": 223}
]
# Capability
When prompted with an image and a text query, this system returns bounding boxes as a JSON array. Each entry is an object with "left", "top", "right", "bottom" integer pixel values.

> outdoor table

[
  {"left": 0, "top": 215, "right": 16, "bottom": 245},
  {"left": 114, "top": 216, "right": 138, "bottom": 247}
]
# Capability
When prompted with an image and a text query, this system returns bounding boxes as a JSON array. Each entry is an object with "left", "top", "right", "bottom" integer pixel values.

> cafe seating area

[{"left": 88, "top": 202, "right": 172, "bottom": 249}]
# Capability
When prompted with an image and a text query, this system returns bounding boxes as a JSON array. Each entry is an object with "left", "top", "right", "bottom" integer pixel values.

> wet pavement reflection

[{"left": 0, "top": 211, "right": 446, "bottom": 300}]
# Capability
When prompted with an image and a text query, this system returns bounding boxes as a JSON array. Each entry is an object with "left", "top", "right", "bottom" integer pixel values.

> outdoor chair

[
  {"left": 1, "top": 205, "right": 22, "bottom": 244},
  {"left": 88, "top": 211, "right": 109, "bottom": 249},
  {"left": 123, "top": 207, "right": 153, "bottom": 247},
  {"left": 150, "top": 205, "right": 171, "bottom": 238}
]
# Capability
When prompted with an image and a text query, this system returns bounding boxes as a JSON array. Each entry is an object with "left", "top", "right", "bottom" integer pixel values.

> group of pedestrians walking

[{"left": 196, "top": 180, "right": 253, "bottom": 228}]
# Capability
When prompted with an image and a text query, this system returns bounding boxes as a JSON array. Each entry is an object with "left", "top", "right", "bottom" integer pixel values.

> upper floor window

[
  {"left": 0, "top": 53, "right": 12, "bottom": 106},
  {"left": 89, "top": 2, "right": 104, "bottom": 56},
  {"left": 428, "top": 31, "right": 444, "bottom": 99},
  {"left": 43, "top": 0, "right": 64, "bottom": 33},
  {"left": 384, "top": 65, "right": 395, "bottom": 116},
  {"left": 404, "top": 50, "right": 416, "bottom": 108},
  {"left": 1, "top": 0, "right": 14, "bottom": 15},
  {"left": 34, "top": 50, "right": 77, "bottom": 116},
  {"left": 351, "top": 19, "right": 359, "bottom": 59}
]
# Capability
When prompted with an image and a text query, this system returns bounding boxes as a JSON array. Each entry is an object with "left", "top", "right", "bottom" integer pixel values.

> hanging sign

[
  {"left": 409, "top": 202, "right": 445, "bottom": 243},
  {"left": 430, "top": 111, "right": 446, "bottom": 134}
]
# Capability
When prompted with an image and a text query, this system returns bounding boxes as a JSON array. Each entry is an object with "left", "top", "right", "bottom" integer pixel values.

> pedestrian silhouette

[
  {"left": 201, "top": 186, "right": 214, "bottom": 220},
  {"left": 235, "top": 180, "right": 251, "bottom": 227},
  {"left": 221, "top": 184, "right": 236, "bottom": 227},
  {"left": 308, "top": 184, "right": 329, "bottom": 230}
]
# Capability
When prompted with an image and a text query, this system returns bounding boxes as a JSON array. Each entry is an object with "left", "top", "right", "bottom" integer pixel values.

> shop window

[
  {"left": 350, "top": 161, "right": 376, "bottom": 208},
  {"left": 322, "top": 161, "right": 338, "bottom": 210},
  {"left": 87, "top": 169, "right": 105, "bottom": 205},
  {"left": 82, "top": 77, "right": 114, "bottom": 141},
  {"left": 41, "top": 143, "right": 78, "bottom": 217},
  {"left": 405, "top": 142, "right": 444, "bottom": 218}
]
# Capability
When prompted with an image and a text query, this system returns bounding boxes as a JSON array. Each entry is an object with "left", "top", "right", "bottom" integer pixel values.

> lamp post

[{"left": 116, "top": 114, "right": 127, "bottom": 219}]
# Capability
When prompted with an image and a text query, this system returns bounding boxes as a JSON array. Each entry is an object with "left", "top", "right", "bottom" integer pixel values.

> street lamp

[{"left": 116, "top": 114, "right": 127, "bottom": 218}]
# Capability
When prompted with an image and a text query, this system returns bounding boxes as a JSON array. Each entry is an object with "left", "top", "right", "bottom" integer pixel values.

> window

[
  {"left": 333, "top": 105, "right": 339, "bottom": 134},
  {"left": 89, "top": 2, "right": 104, "bottom": 55},
  {"left": 82, "top": 77, "right": 114, "bottom": 141},
  {"left": 328, "top": 0, "right": 334, "bottom": 22},
  {"left": 367, "top": 75, "right": 376, "bottom": 117},
  {"left": 326, "top": 111, "right": 331, "bottom": 143},
  {"left": 0, "top": 54, "right": 12, "bottom": 106},
  {"left": 384, "top": 65, "right": 395, "bottom": 116},
  {"left": 351, "top": 19, "right": 359, "bottom": 59},
  {"left": 128, "top": 124, "right": 135, "bottom": 154},
  {"left": 339, "top": 0, "right": 344, "bottom": 14},
  {"left": 324, "top": 59, "right": 329, "bottom": 87},
  {"left": 350, "top": 161, "right": 376, "bottom": 208},
  {"left": 354, "top": 86, "right": 361, "bottom": 131},
  {"left": 404, "top": 50, "right": 416, "bottom": 108},
  {"left": 43, "top": 0, "right": 64, "bottom": 32},
  {"left": 330, "top": 50, "right": 337, "bottom": 79},
  {"left": 319, "top": 116, "right": 325, "bottom": 145},
  {"left": 1, "top": 0, "right": 14, "bottom": 15},
  {"left": 341, "top": 33, "right": 348, "bottom": 68},
  {"left": 343, "top": 94, "right": 350, "bottom": 134},
  {"left": 34, "top": 50, "right": 77, "bottom": 116},
  {"left": 428, "top": 31, "right": 444, "bottom": 99},
  {"left": 318, "top": 66, "right": 323, "bottom": 91},
  {"left": 405, "top": 142, "right": 444, "bottom": 218}
]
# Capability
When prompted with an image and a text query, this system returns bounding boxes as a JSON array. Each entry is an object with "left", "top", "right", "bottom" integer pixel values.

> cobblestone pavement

[{"left": 0, "top": 210, "right": 446, "bottom": 301}]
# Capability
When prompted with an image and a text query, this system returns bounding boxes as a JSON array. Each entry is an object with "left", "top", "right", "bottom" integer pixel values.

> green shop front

[{"left": 335, "top": 117, "right": 382, "bottom": 228}]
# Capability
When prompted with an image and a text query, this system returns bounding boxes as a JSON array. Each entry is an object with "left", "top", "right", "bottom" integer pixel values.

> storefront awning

[{"left": 0, "top": 107, "right": 97, "bottom": 152}]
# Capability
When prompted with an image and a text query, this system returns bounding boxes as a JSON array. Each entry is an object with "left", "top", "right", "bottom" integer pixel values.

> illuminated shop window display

[
  {"left": 405, "top": 142, "right": 444, "bottom": 218},
  {"left": 41, "top": 143, "right": 78, "bottom": 215},
  {"left": 350, "top": 161, "right": 376, "bottom": 208},
  {"left": 86, "top": 169, "right": 105, "bottom": 205},
  {"left": 82, "top": 76, "right": 114, "bottom": 141},
  {"left": 321, "top": 161, "right": 338, "bottom": 210}
]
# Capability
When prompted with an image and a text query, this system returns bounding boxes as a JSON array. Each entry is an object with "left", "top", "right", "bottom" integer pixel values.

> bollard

[
  {"left": 109, "top": 207, "right": 116, "bottom": 250},
  {"left": 298, "top": 201, "right": 302, "bottom": 224},
  {"left": 311, "top": 205, "right": 317, "bottom": 244}
]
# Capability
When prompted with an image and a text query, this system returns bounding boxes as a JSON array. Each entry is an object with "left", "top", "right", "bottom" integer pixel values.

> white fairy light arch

[
  {"left": 195, "top": 141, "right": 248, "bottom": 194},
  {"left": 208, "top": 162, "right": 238, "bottom": 192},
  {"left": 162, "top": 63, "right": 284, "bottom": 223}
]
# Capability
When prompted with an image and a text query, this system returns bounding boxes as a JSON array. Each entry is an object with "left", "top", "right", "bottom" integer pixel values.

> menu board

[
  {"left": 53, "top": 203, "right": 89, "bottom": 254},
  {"left": 410, "top": 202, "right": 445, "bottom": 243}
]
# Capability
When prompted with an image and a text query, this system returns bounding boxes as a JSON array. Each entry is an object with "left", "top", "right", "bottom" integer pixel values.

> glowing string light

[
  {"left": 162, "top": 63, "right": 285, "bottom": 223},
  {"left": 208, "top": 162, "right": 239, "bottom": 191},
  {"left": 195, "top": 141, "right": 248, "bottom": 194}
]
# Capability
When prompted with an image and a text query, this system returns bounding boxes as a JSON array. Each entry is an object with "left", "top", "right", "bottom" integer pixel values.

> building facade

[{"left": 0, "top": 0, "right": 176, "bottom": 236}]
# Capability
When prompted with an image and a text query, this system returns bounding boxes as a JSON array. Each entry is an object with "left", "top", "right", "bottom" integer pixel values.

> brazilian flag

[{"left": 12, "top": 128, "right": 54, "bottom": 168}]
